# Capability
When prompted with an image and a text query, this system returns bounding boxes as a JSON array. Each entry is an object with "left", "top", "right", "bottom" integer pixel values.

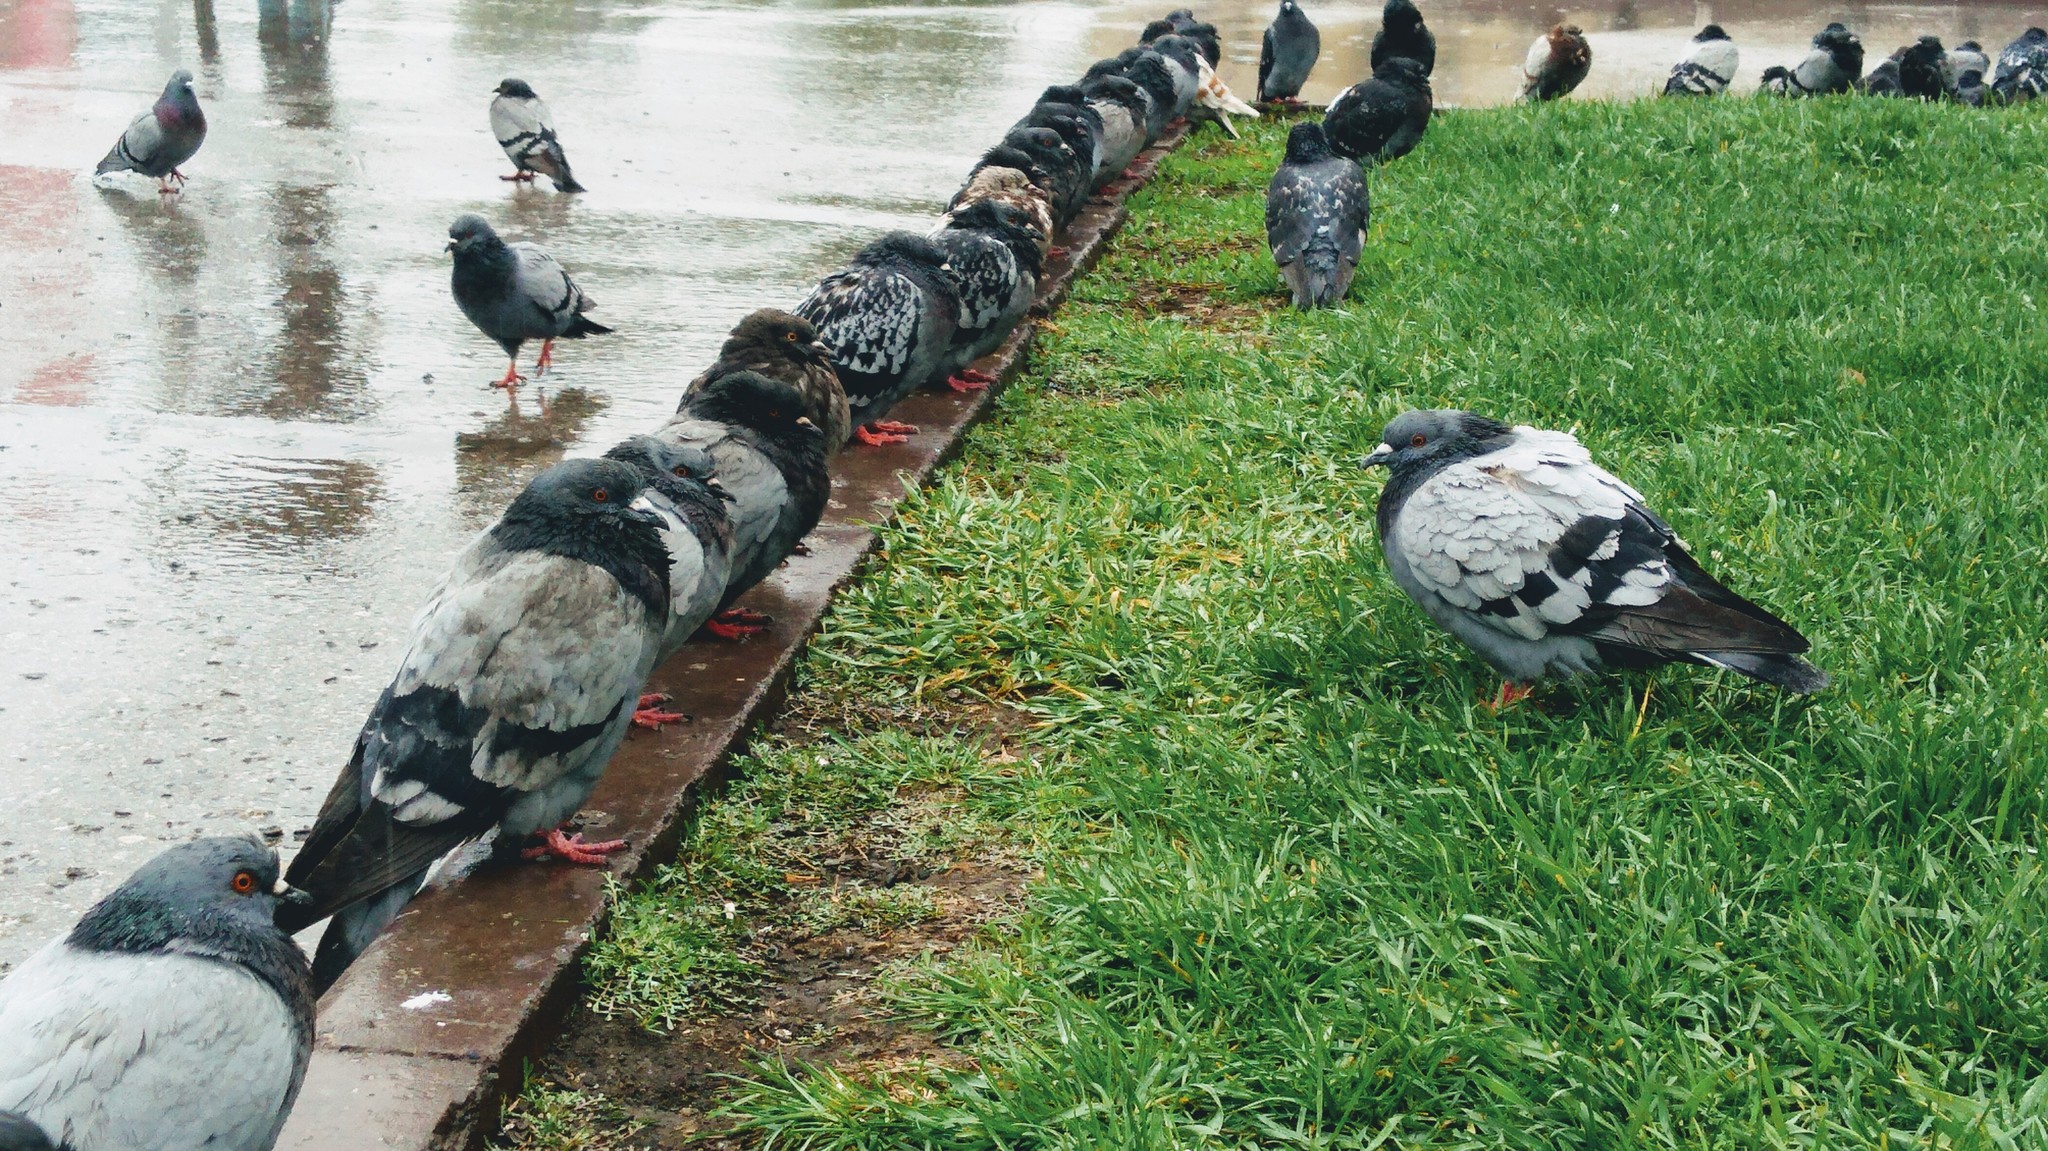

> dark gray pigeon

[
  {"left": 1521, "top": 23, "right": 1592, "bottom": 101},
  {"left": 0, "top": 837, "right": 314, "bottom": 1151},
  {"left": 1896, "top": 37, "right": 1949, "bottom": 99},
  {"left": 1266, "top": 122, "right": 1369, "bottom": 309},
  {"left": 1370, "top": 0, "right": 1435, "bottom": 77},
  {"left": 489, "top": 79, "right": 585, "bottom": 192},
  {"left": 681, "top": 309, "right": 849, "bottom": 451},
  {"left": 278, "top": 457, "right": 670, "bottom": 992},
  {"left": 1955, "top": 68, "right": 1988, "bottom": 105},
  {"left": 0, "top": 1113, "right": 54, "bottom": 1151},
  {"left": 1123, "top": 52, "right": 1188, "bottom": 140},
  {"left": 929, "top": 200, "right": 1044, "bottom": 390},
  {"left": 1081, "top": 75, "right": 1150, "bottom": 188},
  {"left": 94, "top": 70, "right": 205, "bottom": 194},
  {"left": 1142, "top": 39, "right": 1203, "bottom": 121},
  {"left": 1763, "top": 23, "right": 1863, "bottom": 95},
  {"left": 1663, "top": 25, "right": 1737, "bottom": 96},
  {"left": 1017, "top": 94, "right": 1102, "bottom": 207},
  {"left": 795, "top": 233, "right": 961, "bottom": 446},
  {"left": 1148, "top": 13, "right": 1221, "bottom": 68},
  {"left": 447, "top": 213, "right": 613, "bottom": 391},
  {"left": 1259, "top": 0, "right": 1321, "bottom": 102},
  {"left": 1363, "top": 410, "right": 1828, "bottom": 703},
  {"left": 1324, "top": 56, "right": 1432, "bottom": 165},
  {"left": 1005, "top": 124, "right": 1089, "bottom": 226},
  {"left": 600, "top": 437, "right": 734, "bottom": 682},
  {"left": 1992, "top": 28, "right": 2048, "bottom": 103},
  {"left": 1855, "top": 53, "right": 1903, "bottom": 96}
]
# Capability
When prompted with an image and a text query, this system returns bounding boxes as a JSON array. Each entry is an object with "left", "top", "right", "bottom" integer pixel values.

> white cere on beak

[{"left": 271, "top": 877, "right": 292, "bottom": 895}]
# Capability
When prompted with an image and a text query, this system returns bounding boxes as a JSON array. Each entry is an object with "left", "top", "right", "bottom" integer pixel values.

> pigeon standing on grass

[
  {"left": 1855, "top": 50, "right": 1903, "bottom": 96},
  {"left": 1266, "top": 122, "right": 1369, "bottom": 309},
  {"left": 0, "top": 837, "right": 314, "bottom": 1151},
  {"left": 94, "top": 70, "right": 205, "bottom": 194},
  {"left": 447, "top": 214, "right": 613, "bottom": 391},
  {"left": 1324, "top": 56, "right": 1432, "bottom": 165},
  {"left": 929, "top": 200, "right": 1044, "bottom": 390},
  {"left": 1762, "top": 23, "right": 1863, "bottom": 96},
  {"left": 1992, "top": 28, "right": 2048, "bottom": 103},
  {"left": 1371, "top": 0, "right": 1435, "bottom": 76},
  {"left": 795, "top": 233, "right": 961, "bottom": 446},
  {"left": 1955, "top": 68, "right": 1988, "bottom": 105},
  {"left": 1259, "top": 0, "right": 1321, "bottom": 102},
  {"left": 682, "top": 310, "right": 849, "bottom": 451},
  {"left": 489, "top": 79, "right": 585, "bottom": 193},
  {"left": 1663, "top": 25, "right": 1737, "bottom": 96},
  {"left": 1521, "top": 24, "right": 1592, "bottom": 101},
  {"left": 0, "top": 1114, "right": 54, "bottom": 1151},
  {"left": 1362, "top": 410, "right": 1828, "bottom": 704},
  {"left": 279, "top": 457, "right": 670, "bottom": 992}
]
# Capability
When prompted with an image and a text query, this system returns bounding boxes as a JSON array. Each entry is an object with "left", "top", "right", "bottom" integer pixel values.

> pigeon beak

[
  {"left": 623, "top": 495, "right": 665, "bottom": 526},
  {"left": 795, "top": 416, "right": 824, "bottom": 439},
  {"left": 1362, "top": 443, "right": 1395, "bottom": 469},
  {"left": 275, "top": 878, "right": 314, "bottom": 906},
  {"left": 706, "top": 477, "right": 738, "bottom": 503},
  {"left": 444, "top": 240, "right": 458, "bottom": 253}
]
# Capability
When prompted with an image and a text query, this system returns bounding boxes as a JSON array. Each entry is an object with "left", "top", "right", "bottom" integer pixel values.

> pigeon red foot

[
  {"left": 1483, "top": 682, "right": 1534, "bottom": 711},
  {"left": 534, "top": 338, "right": 556, "bottom": 376},
  {"left": 500, "top": 170, "right": 537, "bottom": 182},
  {"left": 855, "top": 420, "right": 918, "bottom": 446},
  {"left": 632, "top": 692, "right": 687, "bottom": 730},
  {"left": 491, "top": 361, "right": 527, "bottom": 391},
  {"left": 1047, "top": 245, "right": 1071, "bottom": 261},
  {"left": 704, "top": 606, "right": 770, "bottom": 640},
  {"left": 520, "top": 826, "right": 627, "bottom": 864},
  {"left": 945, "top": 373, "right": 991, "bottom": 393}
]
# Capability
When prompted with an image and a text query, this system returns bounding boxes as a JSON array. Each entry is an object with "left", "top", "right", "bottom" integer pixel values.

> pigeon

[
  {"left": 794, "top": 233, "right": 961, "bottom": 446},
  {"left": 94, "top": 70, "right": 205, "bottom": 194},
  {"left": 1762, "top": 23, "right": 1863, "bottom": 96},
  {"left": 447, "top": 213, "right": 613, "bottom": 391},
  {"left": 1146, "top": 37, "right": 1207, "bottom": 120},
  {"left": 1363, "top": 410, "right": 1829, "bottom": 703},
  {"left": 1855, "top": 53, "right": 1903, "bottom": 96},
  {"left": 1521, "top": 23, "right": 1592, "bottom": 102},
  {"left": 1370, "top": 0, "right": 1436, "bottom": 77},
  {"left": 488, "top": 79, "right": 585, "bottom": 193},
  {"left": 1080, "top": 75, "right": 1151, "bottom": 188},
  {"left": 1948, "top": 40, "right": 1991, "bottom": 83},
  {"left": 0, "top": 837, "right": 314, "bottom": 1151},
  {"left": 1018, "top": 89, "right": 1102, "bottom": 196},
  {"left": 1001, "top": 125, "right": 1088, "bottom": 228},
  {"left": 657, "top": 370, "right": 829, "bottom": 635},
  {"left": 681, "top": 309, "right": 850, "bottom": 452},
  {"left": 1992, "top": 28, "right": 2048, "bottom": 104},
  {"left": 949, "top": 155, "right": 1058, "bottom": 258},
  {"left": 1896, "top": 37, "right": 1949, "bottom": 99},
  {"left": 1662, "top": 24, "right": 1737, "bottom": 96},
  {"left": 1149, "top": 13, "right": 1222, "bottom": 68},
  {"left": 1324, "top": 56, "right": 1432, "bottom": 166},
  {"left": 1258, "top": 0, "right": 1321, "bottom": 102},
  {"left": 1265, "top": 122, "right": 1369, "bottom": 310},
  {"left": 1185, "top": 46, "right": 1260, "bottom": 139},
  {"left": 1955, "top": 68, "right": 1988, "bottom": 105},
  {"left": 278, "top": 457, "right": 669, "bottom": 992},
  {"left": 1111, "top": 51, "right": 1185, "bottom": 142},
  {"left": 0, "top": 1114, "right": 54, "bottom": 1151},
  {"left": 929, "top": 200, "right": 1045, "bottom": 390}
]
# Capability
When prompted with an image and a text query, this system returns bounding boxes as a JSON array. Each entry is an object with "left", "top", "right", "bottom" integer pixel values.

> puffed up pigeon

[
  {"left": 1266, "top": 122, "right": 1369, "bottom": 309},
  {"left": 278, "top": 457, "right": 670, "bottom": 992},
  {"left": 0, "top": 837, "right": 314, "bottom": 1151},
  {"left": 489, "top": 79, "right": 585, "bottom": 193},
  {"left": 1948, "top": 41, "right": 1991, "bottom": 83},
  {"left": 1018, "top": 89, "right": 1103, "bottom": 196},
  {"left": 1521, "top": 23, "right": 1592, "bottom": 101},
  {"left": 1259, "top": 0, "right": 1321, "bottom": 102},
  {"left": 1081, "top": 75, "right": 1151, "bottom": 188},
  {"left": 1955, "top": 68, "right": 1988, "bottom": 105},
  {"left": 94, "top": 70, "right": 205, "bottom": 194},
  {"left": 1363, "top": 410, "right": 1829, "bottom": 702},
  {"left": 1324, "top": 56, "right": 1432, "bottom": 165},
  {"left": 0, "top": 1113, "right": 54, "bottom": 1151},
  {"left": 1992, "top": 28, "right": 2048, "bottom": 103},
  {"left": 1370, "top": 0, "right": 1435, "bottom": 77},
  {"left": 681, "top": 309, "right": 850, "bottom": 451},
  {"left": 950, "top": 154, "right": 1057, "bottom": 258},
  {"left": 1150, "top": 12, "right": 1222, "bottom": 68},
  {"left": 1663, "top": 25, "right": 1737, "bottom": 96},
  {"left": 1762, "top": 23, "right": 1863, "bottom": 96},
  {"left": 1002, "top": 125, "right": 1089, "bottom": 226},
  {"left": 447, "top": 213, "right": 613, "bottom": 392},
  {"left": 1121, "top": 52, "right": 1188, "bottom": 140},
  {"left": 1855, "top": 52, "right": 1903, "bottom": 96},
  {"left": 929, "top": 199, "right": 1044, "bottom": 390},
  {"left": 1895, "top": 36, "right": 1950, "bottom": 99},
  {"left": 796, "top": 234, "right": 960, "bottom": 446}
]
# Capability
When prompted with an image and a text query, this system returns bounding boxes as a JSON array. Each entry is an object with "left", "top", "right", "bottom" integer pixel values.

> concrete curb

[{"left": 275, "top": 121, "right": 1194, "bottom": 1151}]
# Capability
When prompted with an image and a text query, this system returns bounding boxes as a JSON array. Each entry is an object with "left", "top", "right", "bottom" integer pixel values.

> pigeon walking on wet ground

[
  {"left": 1763, "top": 23, "right": 1864, "bottom": 96},
  {"left": 600, "top": 436, "right": 734, "bottom": 724},
  {"left": 794, "top": 233, "right": 961, "bottom": 446},
  {"left": 681, "top": 309, "right": 850, "bottom": 451},
  {"left": 1992, "top": 28, "right": 2048, "bottom": 103},
  {"left": 1324, "top": 56, "right": 1432, "bottom": 166},
  {"left": 1521, "top": 24, "right": 1592, "bottom": 102},
  {"left": 1663, "top": 25, "right": 1737, "bottom": 96},
  {"left": 1259, "top": 0, "right": 1320, "bottom": 102},
  {"left": 278, "top": 457, "right": 670, "bottom": 991},
  {"left": 1362, "top": 410, "right": 1828, "bottom": 705},
  {"left": 929, "top": 200, "right": 1044, "bottom": 390},
  {"left": 0, "top": 837, "right": 314, "bottom": 1151},
  {"left": 489, "top": 79, "right": 585, "bottom": 193},
  {"left": 1371, "top": 0, "right": 1435, "bottom": 77},
  {"left": 94, "top": 70, "right": 205, "bottom": 194},
  {"left": 447, "top": 214, "right": 612, "bottom": 391},
  {"left": 1266, "top": 122, "right": 1369, "bottom": 309}
]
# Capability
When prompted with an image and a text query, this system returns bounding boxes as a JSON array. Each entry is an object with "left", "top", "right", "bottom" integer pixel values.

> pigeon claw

[
  {"left": 520, "top": 826, "right": 628, "bottom": 865},
  {"left": 945, "top": 374, "right": 990, "bottom": 393},
  {"left": 1047, "top": 245, "right": 1071, "bottom": 262},
  {"left": 632, "top": 704, "right": 689, "bottom": 730},
  {"left": 855, "top": 421, "right": 917, "bottom": 446},
  {"left": 500, "top": 171, "right": 538, "bottom": 182},
  {"left": 703, "top": 617, "right": 765, "bottom": 641},
  {"left": 491, "top": 363, "right": 527, "bottom": 391}
]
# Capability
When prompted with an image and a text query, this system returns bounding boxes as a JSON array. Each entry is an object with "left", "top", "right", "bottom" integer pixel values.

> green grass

[{"left": 593, "top": 96, "right": 2048, "bottom": 1148}]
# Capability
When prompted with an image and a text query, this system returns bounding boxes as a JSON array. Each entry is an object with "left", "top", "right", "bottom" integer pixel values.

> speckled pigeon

[
  {"left": 1521, "top": 23, "right": 1591, "bottom": 101},
  {"left": 1663, "top": 25, "right": 1737, "bottom": 96},
  {"left": 1992, "top": 28, "right": 2048, "bottom": 103},
  {"left": 94, "top": 70, "right": 205, "bottom": 194},
  {"left": 447, "top": 213, "right": 612, "bottom": 391},
  {"left": 0, "top": 1113, "right": 54, "bottom": 1151},
  {"left": 1371, "top": 0, "right": 1435, "bottom": 76},
  {"left": 681, "top": 309, "right": 849, "bottom": 451},
  {"left": 0, "top": 837, "right": 313, "bottom": 1151},
  {"left": 1762, "top": 23, "right": 1863, "bottom": 96},
  {"left": 1259, "top": 0, "right": 1321, "bottom": 102},
  {"left": 1363, "top": 410, "right": 1828, "bottom": 703},
  {"left": 1266, "top": 122, "right": 1368, "bottom": 309},
  {"left": 489, "top": 79, "right": 585, "bottom": 192},
  {"left": 278, "top": 457, "right": 670, "bottom": 992},
  {"left": 1324, "top": 56, "right": 1432, "bottom": 165},
  {"left": 1081, "top": 75, "right": 1151, "bottom": 188},
  {"left": 929, "top": 200, "right": 1044, "bottom": 390},
  {"left": 950, "top": 155, "right": 1057, "bottom": 258},
  {"left": 794, "top": 232, "right": 961, "bottom": 446}
]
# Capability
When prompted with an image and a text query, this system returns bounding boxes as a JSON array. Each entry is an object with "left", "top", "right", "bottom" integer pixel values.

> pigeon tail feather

[
  {"left": 1694, "top": 650, "right": 1830, "bottom": 694},
  {"left": 565, "top": 314, "right": 613, "bottom": 338},
  {"left": 1286, "top": 247, "right": 1344, "bottom": 309},
  {"left": 309, "top": 869, "right": 429, "bottom": 994}
]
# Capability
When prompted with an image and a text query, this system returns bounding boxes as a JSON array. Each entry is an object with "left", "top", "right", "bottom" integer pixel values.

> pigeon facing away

[
  {"left": 1663, "top": 25, "right": 1737, "bottom": 96},
  {"left": 94, "top": 70, "right": 205, "bottom": 194},
  {"left": 1896, "top": 37, "right": 1950, "bottom": 99},
  {"left": 929, "top": 200, "right": 1044, "bottom": 390},
  {"left": 447, "top": 214, "right": 613, "bottom": 391},
  {"left": 1266, "top": 122, "right": 1369, "bottom": 309},
  {"left": 0, "top": 837, "right": 314, "bottom": 1151},
  {"left": 1992, "top": 28, "right": 2048, "bottom": 104},
  {"left": 1371, "top": 0, "right": 1435, "bottom": 77},
  {"left": 1763, "top": 23, "right": 1864, "bottom": 96},
  {"left": 1080, "top": 75, "right": 1151, "bottom": 188},
  {"left": 489, "top": 79, "right": 585, "bottom": 193},
  {"left": 795, "top": 232, "right": 961, "bottom": 446},
  {"left": 1948, "top": 41, "right": 1991, "bottom": 83},
  {"left": 1521, "top": 24, "right": 1592, "bottom": 101},
  {"left": 1363, "top": 411, "right": 1828, "bottom": 702},
  {"left": 681, "top": 309, "right": 850, "bottom": 451},
  {"left": 0, "top": 1114, "right": 54, "bottom": 1151},
  {"left": 1324, "top": 56, "right": 1432, "bottom": 166},
  {"left": 279, "top": 458, "right": 669, "bottom": 991},
  {"left": 1258, "top": 0, "right": 1321, "bottom": 102},
  {"left": 950, "top": 154, "right": 1057, "bottom": 257}
]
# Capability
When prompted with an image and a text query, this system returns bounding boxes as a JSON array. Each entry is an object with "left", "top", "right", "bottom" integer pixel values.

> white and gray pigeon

[
  {"left": 1663, "top": 25, "right": 1738, "bottom": 96},
  {"left": 1363, "top": 411, "right": 1828, "bottom": 701},
  {"left": 794, "top": 232, "right": 961, "bottom": 447},
  {"left": 447, "top": 213, "right": 613, "bottom": 391},
  {"left": 0, "top": 1113, "right": 54, "bottom": 1151},
  {"left": 1992, "top": 28, "right": 2048, "bottom": 103},
  {"left": 94, "top": 70, "right": 205, "bottom": 194},
  {"left": 1149, "top": 35, "right": 1256, "bottom": 139},
  {"left": 1762, "top": 23, "right": 1864, "bottom": 96},
  {"left": 928, "top": 200, "right": 1044, "bottom": 391},
  {"left": 1259, "top": 0, "right": 1321, "bottom": 102},
  {"left": 1948, "top": 40, "right": 1991, "bottom": 84},
  {"left": 1369, "top": 0, "right": 1434, "bottom": 76},
  {"left": 1265, "top": 122, "right": 1369, "bottom": 309},
  {"left": 278, "top": 457, "right": 670, "bottom": 992},
  {"left": 1521, "top": 23, "right": 1592, "bottom": 101},
  {"left": 1324, "top": 56, "right": 1432, "bottom": 165},
  {"left": 0, "top": 837, "right": 314, "bottom": 1151},
  {"left": 489, "top": 78, "right": 585, "bottom": 192},
  {"left": 1080, "top": 75, "right": 1151, "bottom": 189}
]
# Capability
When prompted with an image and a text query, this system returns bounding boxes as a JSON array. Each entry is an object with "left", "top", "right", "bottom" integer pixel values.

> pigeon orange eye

[
  {"left": 784, "top": 331, "right": 799, "bottom": 342},
  {"left": 671, "top": 465, "right": 691, "bottom": 477},
  {"left": 1410, "top": 433, "right": 1427, "bottom": 447},
  {"left": 769, "top": 408, "right": 781, "bottom": 419},
  {"left": 231, "top": 871, "right": 257, "bottom": 895},
  {"left": 592, "top": 488, "right": 609, "bottom": 503}
]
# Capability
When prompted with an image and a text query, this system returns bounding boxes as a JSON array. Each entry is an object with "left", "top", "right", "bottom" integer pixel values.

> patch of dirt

[{"left": 1121, "top": 281, "right": 1273, "bottom": 331}]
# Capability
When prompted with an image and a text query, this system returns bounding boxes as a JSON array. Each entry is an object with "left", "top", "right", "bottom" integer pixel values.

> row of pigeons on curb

[{"left": 0, "top": 11, "right": 1265, "bottom": 1151}]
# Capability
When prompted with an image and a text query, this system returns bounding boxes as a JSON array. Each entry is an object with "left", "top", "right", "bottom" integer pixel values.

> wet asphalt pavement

[{"left": 3, "top": 0, "right": 2043, "bottom": 965}]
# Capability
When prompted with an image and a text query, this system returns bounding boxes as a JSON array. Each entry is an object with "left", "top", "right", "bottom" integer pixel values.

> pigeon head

[
  {"left": 446, "top": 213, "right": 503, "bottom": 255},
  {"left": 1383, "top": 0, "right": 1422, "bottom": 31},
  {"left": 494, "top": 78, "right": 539, "bottom": 99},
  {"left": 1082, "top": 74, "right": 1149, "bottom": 116},
  {"left": 68, "top": 836, "right": 307, "bottom": 958},
  {"left": 1958, "top": 40, "right": 1983, "bottom": 52},
  {"left": 602, "top": 436, "right": 733, "bottom": 508},
  {"left": 504, "top": 457, "right": 659, "bottom": 531},
  {"left": 162, "top": 69, "right": 197, "bottom": 98},
  {"left": 1761, "top": 65, "right": 1792, "bottom": 84},
  {"left": 1123, "top": 54, "right": 1180, "bottom": 105},
  {"left": 1279, "top": 0, "right": 1299, "bottom": 13},
  {"left": 157, "top": 69, "right": 201, "bottom": 121},
  {"left": 858, "top": 230, "right": 952, "bottom": 274},
  {"left": 1149, "top": 36, "right": 1203, "bottom": 72},
  {"left": 497, "top": 458, "right": 670, "bottom": 614},
  {"left": 1958, "top": 68, "right": 1985, "bottom": 86},
  {"left": 2025, "top": 28, "right": 2048, "bottom": 44},
  {"left": 1373, "top": 55, "right": 1431, "bottom": 88},
  {"left": 1696, "top": 24, "right": 1729, "bottom": 43},
  {"left": 1282, "top": 121, "right": 1337, "bottom": 164},
  {"left": 1362, "top": 410, "right": 1514, "bottom": 474},
  {"left": 688, "top": 370, "right": 825, "bottom": 444},
  {"left": 1817, "top": 24, "right": 1864, "bottom": 71},
  {"left": 1140, "top": 18, "right": 1175, "bottom": 43},
  {"left": 722, "top": 308, "right": 832, "bottom": 371},
  {"left": 1040, "top": 84, "right": 1088, "bottom": 106},
  {"left": 1179, "top": 21, "right": 1222, "bottom": 65},
  {"left": 1004, "top": 126, "right": 1079, "bottom": 178},
  {"left": 0, "top": 1113, "right": 55, "bottom": 1151}
]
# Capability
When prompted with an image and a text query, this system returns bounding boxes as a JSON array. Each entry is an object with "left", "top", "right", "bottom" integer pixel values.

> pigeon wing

[
  {"left": 655, "top": 416, "right": 790, "bottom": 600},
  {"left": 1259, "top": 27, "right": 1277, "bottom": 97},
  {"left": 795, "top": 268, "right": 922, "bottom": 409},
  {"left": 1264, "top": 165, "right": 1326, "bottom": 267},
  {"left": 509, "top": 242, "right": 592, "bottom": 334},
  {"left": 95, "top": 111, "right": 162, "bottom": 175},
  {"left": 935, "top": 233, "right": 1016, "bottom": 331},
  {"left": 490, "top": 95, "right": 559, "bottom": 169}
]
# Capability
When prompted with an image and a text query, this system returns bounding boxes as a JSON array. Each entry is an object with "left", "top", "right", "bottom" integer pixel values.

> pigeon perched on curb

[
  {"left": 1259, "top": 0, "right": 1321, "bottom": 102},
  {"left": 1324, "top": 56, "right": 1432, "bottom": 165},
  {"left": 929, "top": 200, "right": 1044, "bottom": 390},
  {"left": 795, "top": 233, "right": 961, "bottom": 446},
  {"left": 1896, "top": 37, "right": 1950, "bottom": 99},
  {"left": 94, "top": 70, "right": 205, "bottom": 194},
  {"left": 1363, "top": 410, "right": 1829, "bottom": 702},
  {"left": 489, "top": 79, "right": 585, "bottom": 193},
  {"left": 1153, "top": 12, "right": 1222, "bottom": 68},
  {"left": 601, "top": 437, "right": 735, "bottom": 671},
  {"left": 1081, "top": 75, "right": 1151, "bottom": 187},
  {"left": 1371, "top": 0, "right": 1435, "bottom": 77},
  {"left": 1142, "top": 39, "right": 1204, "bottom": 122},
  {"left": 1002, "top": 125, "right": 1088, "bottom": 226},
  {"left": 447, "top": 214, "right": 613, "bottom": 391},
  {"left": 1663, "top": 25, "right": 1738, "bottom": 96},
  {"left": 1855, "top": 53, "right": 1903, "bottom": 96},
  {"left": 279, "top": 457, "right": 669, "bottom": 992},
  {"left": 1948, "top": 41, "right": 1991, "bottom": 83},
  {"left": 1018, "top": 90, "right": 1102, "bottom": 197},
  {"left": 1763, "top": 23, "right": 1864, "bottom": 96},
  {"left": 0, "top": 837, "right": 314, "bottom": 1151},
  {"left": 1266, "top": 122, "right": 1369, "bottom": 309},
  {"left": 950, "top": 155, "right": 1058, "bottom": 258},
  {"left": 1955, "top": 68, "right": 1988, "bottom": 105},
  {"left": 1521, "top": 24, "right": 1592, "bottom": 101},
  {"left": 0, "top": 1113, "right": 54, "bottom": 1151},
  {"left": 1120, "top": 52, "right": 1188, "bottom": 140},
  {"left": 1992, "top": 28, "right": 2048, "bottom": 103},
  {"left": 682, "top": 310, "right": 850, "bottom": 451}
]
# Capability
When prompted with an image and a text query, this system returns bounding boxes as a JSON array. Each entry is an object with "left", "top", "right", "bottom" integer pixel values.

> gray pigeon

[
  {"left": 1956, "top": 68, "right": 1989, "bottom": 105},
  {"left": 1992, "top": 28, "right": 2048, "bottom": 103},
  {"left": 1663, "top": 25, "right": 1738, "bottom": 96},
  {"left": 447, "top": 214, "right": 613, "bottom": 391},
  {"left": 489, "top": 79, "right": 585, "bottom": 193},
  {"left": 1080, "top": 75, "right": 1150, "bottom": 189},
  {"left": 1762, "top": 23, "right": 1864, "bottom": 96},
  {"left": 1259, "top": 0, "right": 1321, "bottom": 102},
  {"left": 1324, "top": 56, "right": 1432, "bottom": 165},
  {"left": 681, "top": 310, "right": 850, "bottom": 451},
  {"left": 928, "top": 200, "right": 1044, "bottom": 390},
  {"left": 794, "top": 233, "right": 961, "bottom": 446},
  {"left": 0, "top": 1113, "right": 54, "bottom": 1151},
  {"left": 1855, "top": 54, "right": 1903, "bottom": 96},
  {"left": 1018, "top": 86, "right": 1103, "bottom": 192},
  {"left": 1521, "top": 23, "right": 1592, "bottom": 101},
  {"left": 1369, "top": 0, "right": 1434, "bottom": 77},
  {"left": 1265, "top": 122, "right": 1369, "bottom": 309},
  {"left": 0, "top": 837, "right": 314, "bottom": 1151},
  {"left": 1948, "top": 41, "right": 1991, "bottom": 84},
  {"left": 94, "top": 70, "right": 206, "bottom": 194},
  {"left": 1363, "top": 411, "right": 1828, "bottom": 703},
  {"left": 278, "top": 457, "right": 670, "bottom": 992}
]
